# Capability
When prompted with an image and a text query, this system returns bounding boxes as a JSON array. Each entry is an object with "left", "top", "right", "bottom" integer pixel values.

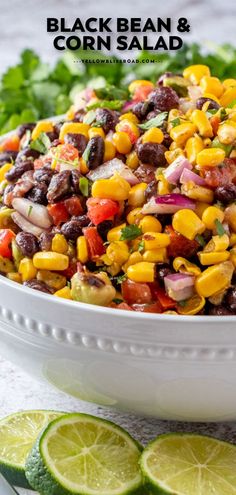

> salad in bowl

[{"left": 1, "top": 64, "right": 236, "bottom": 317}]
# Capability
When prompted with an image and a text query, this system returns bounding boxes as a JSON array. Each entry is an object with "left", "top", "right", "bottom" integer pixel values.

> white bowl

[{"left": 1, "top": 275, "right": 236, "bottom": 421}]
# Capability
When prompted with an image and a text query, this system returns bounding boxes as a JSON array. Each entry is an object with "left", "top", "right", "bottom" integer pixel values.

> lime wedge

[
  {"left": 25, "top": 413, "right": 143, "bottom": 495},
  {"left": 141, "top": 433, "right": 236, "bottom": 495},
  {"left": 0, "top": 410, "right": 62, "bottom": 488}
]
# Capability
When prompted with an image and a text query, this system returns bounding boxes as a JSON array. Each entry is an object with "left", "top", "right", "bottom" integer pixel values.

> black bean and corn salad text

[{"left": 1, "top": 65, "right": 236, "bottom": 315}]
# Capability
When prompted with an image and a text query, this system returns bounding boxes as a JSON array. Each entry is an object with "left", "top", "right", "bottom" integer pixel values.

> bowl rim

[
  {"left": 1, "top": 121, "right": 235, "bottom": 324},
  {"left": 1, "top": 273, "right": 235, "bottom": 323}
]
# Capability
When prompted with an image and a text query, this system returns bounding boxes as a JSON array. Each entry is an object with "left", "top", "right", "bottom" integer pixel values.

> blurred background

[{"left": 1, "top": 0, "right": 235, "bottom": 72}]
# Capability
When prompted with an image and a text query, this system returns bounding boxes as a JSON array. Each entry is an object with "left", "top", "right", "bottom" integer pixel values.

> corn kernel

[
  {"left": 165, "top": 149, "right": 185, "bottom": 164},
  {"left": 37, "top": 270, "right": 66, "bottom": 290},
  {"left": 31, "top": 121, "right": 54, "bottom": 141},
  {"left": 225, "top": 204, "right": 236, "bottom": 232},
  {"left": 104, "top": 140, "right": 116, "bottom": 162},
  {"left": 128, "top": 80, "right": 154, "bottom": 93},
  {"left": 143, "top": 232, "right": 170, "bottom": 250},
  {"left": 127, "top": 261, "right": 155, "bottom": 283},
  {"left": 128, "top": 183, "right": 147, "bottom": 207},
  {"left": 183, "top": 64, "right": 210, "bottom": 84},
  {"left": 217, "top": 123, "right": 236, "bottom": 145},
  {"left": 185, "top": 135, "right": 204, "bottom": 164},
  {"left": 191, "top": 109, "right": 213, "bottom": 138},
  {"left": 107, "top": 223, "right": 126, "bottom": 242},
  {"left": 122, "top": 251, "right": 143, "bottom": 271},
  {"left": 106, "top": 241, "right": 129, "bottom": 265},
  {"left": 139, "top": 216, "right": 162, "bottom": 233},
  {"left": 220, "top": 87, "right": 236, "bottom": 107},
  {"left": 33, "top": 252, "right": 69, "bottom": 271},
  {"left": 0, "top": 255, "right": 14, "bottom": 273},
  {"left": 170, "top": 123, "right": 197, "bottom": 147},
  {"left": 223, "top": 79, "right": 236, "bottom": 89},
  {"left": 142, "top": 127, "right": 164, "bottom": 144},
  {"left": 177, "top": 294, "right": 205, "bottom": 315},
  {"left": 77, "top": 236, "right": 89, "bottom": 263},
  {"left": 113, "top": 132, "right": 132, "bottom": 154},
  {"left": 79, "top": 158, "right": 89, "bottom": 174},
  {"left": 92, "top": 174, "right": 131, "bottom": 200},
  {"left": 54, "top": 287, "right": 72, "bottom": 299},
  {"left": 198, "top": 251, "right": 230, "bottom": 265},
  {"left": 119, "top": 112, "right": 139, "bottom": 124},
  {"left": 143, "top": 248, "right": 167, "bottom": 262},
  {"left": 200, "top": 76, "right": 223, "bottom": 98},
  {"left": 172, "top": 209, "right": 205, "bottom": 240},
  {"left": 126, "top": 150, "right": 139, "bottom": 170},
  {"left": 0, "top": 162, "right": 13, "bottom": 181},
  {"left": 204, "top": 234, "right": 229, "bottom": 252},
  {"left": 88, "top": 127, "right": 105, "bottom": 139},
  {"left": 19, "top": 258, "right": 37, "bottom": 282},
  {"left": 195, "top": 201, "right": 211, "bottom": 218},
  {"left": 127, "top": 208, "right": 144, "bottom": 225},
  {"left": 52, "top": 234, "right": 68, "bottom": 254},
  {"left": 196, "top": 147, "right": 225, "bottom": 167},
  {"left": 59, "top": 122, "right": 90, "bottom": 140},
  {"left": 116, "top": 119, "right": 140, "bottom": 140},
  {"left": 181, "top": 183, "right": 214, "bottom": 203},
  {"left": 7, "top": 272, "right": 22, "bottom": 283},
  {"left": 229, "top": 233, "right": 236, "bottom": 246},
  {"left": 173, "top": 257, "right": 201, "bottom": 276},
  {"left": 66, "top": 106, "right": 75, "bottom": 120},
  {"left": 202, "top": 206, "right": 224, "bottom": 230},
  {"left": 195, "top": 261, "right": 234, "bottom": 297}
]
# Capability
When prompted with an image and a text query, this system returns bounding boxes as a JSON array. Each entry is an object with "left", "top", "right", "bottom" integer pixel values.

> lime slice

[
  {"left": 25, "top": 413, "right": 143, "bottom": 495},
  {"left": 141, "top": 433, "right": 236, "bottom": 495},
  {"left": 0, "top": 410, "right": 62, "bottom": 488}
]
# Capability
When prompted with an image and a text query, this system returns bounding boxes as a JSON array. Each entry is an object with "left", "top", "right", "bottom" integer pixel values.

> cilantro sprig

[
  {"left": 30, "top": 132, "right": 51, "bottom": 154},
  {"left": 120, "top": 225, "right": 142, "bottom": 241},
  {"left": 138, "top": 112, "right": 168, "bottom": 130},
  {"left": 214, "top": 218, "right": 225, "bottom": 237}
]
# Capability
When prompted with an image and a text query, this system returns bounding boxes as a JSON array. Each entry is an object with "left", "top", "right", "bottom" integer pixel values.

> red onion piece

[
  {"left": 180, "top": 168, "right": 206, "bottom": 186},
  {"left": 11, "top": 212, "right": 46, "bottom": 237},
  {"left": 164, "top": 273, "right": 195, "bottom": 302},
  {"left": 122, "top": 101, "right": 135, "bottom": 112},
  {"left": 87, "top": 158, "right": 139, "bottom": 185},
  {"left": 142, "top": 194, "right": 196, "bottom": 214},
  {"left": 12, "top": 198, "right": 52, "bottom": 229},
  {"left": 163, "top": 156, "right": 192, "bottom": 185}
]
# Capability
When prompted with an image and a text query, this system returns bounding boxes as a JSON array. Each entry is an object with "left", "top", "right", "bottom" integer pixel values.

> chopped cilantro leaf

[
  {"left": 116, "top": 274, "right": 127, "bottom": 284},
  {"left": 195, "top": 234, "right": 206, "bottom": 247},
  {"left": 30, "top": 132, "right": 51, "bottom": 154},
  {"left": 112, "top": 298, "right": 123, "bottom": 304},
  {"left": 138, "top": 240, "right": 145, "bottom": 252},
  {"left": 171, "top": 117, "right": 181, "bottom": 127},
  {"left": 120, "top": 225, "right": 142, "bottom": 241},
  {"left": 215, "top": 218, "right": 225, "bottom": 237},
  {"left": 87, "top": 100, "right": 124, "bottom": 111},
  {"left": 178, "top": 299, "right": 187, "bottom": 307},
  {"left": 82, "top": 143, "right": 91, "bottom": 163},
  {"left": 138, "top": 112, "right": 168, "bottom": 130}
]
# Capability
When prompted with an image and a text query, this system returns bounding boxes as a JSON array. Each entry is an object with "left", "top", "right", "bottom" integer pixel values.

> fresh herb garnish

[
  {"left": 112, "top": 298, "right": 123, "bottom": 304},
  {"left": 220, "top": 108, "right": 227, "bottom": 120},
  {"left": 30, "top": 132, "right": 51, "bottom": 154},
  {"left": 82, "top": 143, "right": 91, "bottom": 163},
  {"left": 215, "top": 218, "right": 225, "bottom": 237},
  {"left": 79, "top": 177, "right": 89, "bottom": 197},
  {"left": 137, "top": 240, "right": 145, "bottom": 253},
  {"left": 83, "top": 110, "right": 96, "bottom": 125},
  {"left": 95, "top": 84, "right": 128, "bottom": 101},
  {"left": 195, "top": 234, "right": 206, "bottom": 247},
  {"left": 87, "top": 100, "right": 124, "bottom": 111},
  {"left": 27, "top": 205, "right": 33, "bottom": 217},
  {"left": 54, "top": 156, "right": 79, "bottom": 168},
  {"left": 120, "top": 225, "right": 142, "bottom": 241},
  {"left": 115, "top": 273, "right": 127, "bottom": 284},
  {"left": 138, "top": 112, "right": 168, "bottom": 130},
  {"left": 178, "top": 299, "right": 187, "bottom": 307},
  {"left": 171, "top": 117, "right": 181, "bottom": 127}
]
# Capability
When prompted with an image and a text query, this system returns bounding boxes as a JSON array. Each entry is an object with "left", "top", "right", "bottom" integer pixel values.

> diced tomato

[
  {"left": 0, "top": 229, "right": 15, "bottom": 258},
  {"left": 132, "top": 302, "right": 162, "bottom": 313},
  {"left": 54, "top": 143, "right": 79, "bottom": 163},
  {"left": 132, "top": 85, "right": 153, "bottom": 102},
  {"left": 155, "top": 287, "right": 176, "bottom": 310},
  {"left": 202, "top": 159, "right": 236, "bottom": 188},
  {"left": 110, "top": 302, "right": 133, "bottom": 311},
  {"left": 34, "top": 159, "right": 44, "bottom": 170},
  {"left": 121, "top": 279, "right": 153, "bottom": 305},
  {"left": 0, "top": 135, "right": 20, "bottom": 152},
  {"left": 165, "top": 225, "right": 199, "bottom": 258},
  {"left": 87, "top": 198, "right": 119, "bottom": 225},
  {"left": 83, "top": 227, "right": 105, "bottom": 259},
  {"left": 64, "top": 196, "right": 83, "bottom": 216},
  {"left": 210, "top": 115, "right": 220, "bottom": 135},
  {"left": 47, "top": 203, "right": 69, "bottom": 225},
  {"left": 62, "top": 261, "right": 78, "bottom": 279}
]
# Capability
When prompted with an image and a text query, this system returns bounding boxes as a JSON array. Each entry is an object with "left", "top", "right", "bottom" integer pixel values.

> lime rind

[
  {"left": 140, "top": 433, "right": 236, "bottom": 495},
  {"left": 26, "top": 413, "right": 143, "bottom": 495}
]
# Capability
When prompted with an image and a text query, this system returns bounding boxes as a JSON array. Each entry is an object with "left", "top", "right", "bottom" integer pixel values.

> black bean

[
  {"left": 64, "top": 133, "right": 88, "bottom": 154},
  {"left": 95, "top": 108, "right": 119, "bottom": 133},
  {"left": 53, "top": 121, "right": 64, "bottom": 135},
  {"left": 162, "top": 132, "right": 172, "bottom": 149},
  {"left": 196, "top": 97, "right": 220, "bottom": 111},
  {"left": 148, "top": 86, "right": 179, "bottom": 112},
  {"left": 61, "top": 215, "right": 90, "bottom": 241},
  {"left": 5, "top": 161, "right": 34, "bottom": 182},
  {"left": 34, "top": 165, "right": 55, "bottom": 185},
  {"left": 156, "top": 263, "right": 174, "bottom": 285},
  {"left": 87, "top": 136, "right": 105, "bottom": 169},
  {"left": 39, "top": 232, "right": 54, "bottom": 251},
  {"left": 24, "top": 279, "right": 54, "bottom": 294},
  {"left": 70, "top": 169, "right": 83, "bottom": 194},
  {"left": 132, "top": 102, "right": 149, "bottom": 121},
  {"left": 145, "top": 180, "right": 157, "bottom": 200},
  {"left": 97, "top": 220, "right": 113, "bottom": 241},
  {"left": 15, "top": 147, "right": 40, "bottom": 164},
  {"left": 225, "top": 287, "right": 236, "bottom": 311},
  {"left": 47, "top": 170, "right": 71, "bottom": 203},
  {"left": 46, "top": 131, "right": 59, "bottom": 142},
  {"left": 214, "top": 184, "right": 236, "bottom": 204},
  {"left": 17, "top": 123, "right": 36, "bottom": 139},
  {"left": 135, "top": 163, "right": 156, "bottom": 183},
  {"left": 146, "top": 110, "right": 160, "bottom": 121},
  {"left": 3, "top": 184, "right": 14, "bottom": 207},
  {"left": 27, "top": 183, "right": 48, "bottom": 205},
  {"left": 136, "top": 142, "right": 167, "bottom": 167},
  {"left": 0, "top": 151, "right": 18, "bottom": 166},
  {"left": 208, "top": 305, "right": 234, "bottom": 316},
  {"left": 73, "top": 110, "right": 86, "bottom": 122},
  {"left": 16, "top": 232, "right": 39, "bottom": 257}
]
